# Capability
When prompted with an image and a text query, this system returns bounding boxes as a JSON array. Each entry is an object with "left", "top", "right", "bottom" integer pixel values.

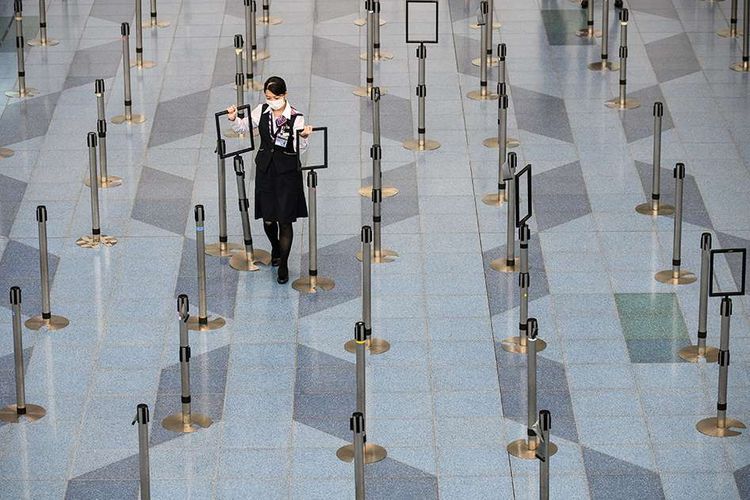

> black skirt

[{"left": 254, "top": 158, "right": 308, "bottom": 223}]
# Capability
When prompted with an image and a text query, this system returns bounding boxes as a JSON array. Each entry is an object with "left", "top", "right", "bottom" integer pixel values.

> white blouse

[{"left": 231, "top": 102, "right": 308, "bottom": 152}]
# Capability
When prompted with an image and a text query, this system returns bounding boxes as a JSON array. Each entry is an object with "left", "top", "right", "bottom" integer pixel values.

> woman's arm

[{"left": 294, "top": 115, "right": 309, "bottom": 153}]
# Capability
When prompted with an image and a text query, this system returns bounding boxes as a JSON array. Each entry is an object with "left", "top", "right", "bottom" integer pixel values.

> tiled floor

[{"left": 1, "top": 0, "right": 750, "bottom": 498}]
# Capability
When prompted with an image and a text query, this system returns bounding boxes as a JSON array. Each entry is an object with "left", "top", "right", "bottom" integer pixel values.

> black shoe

[
  {"left": 277, "top": 265, "right": 289, "bottom": 284},
  {"left": 271, "top": 247, "right": 281, "bottom": 267}
]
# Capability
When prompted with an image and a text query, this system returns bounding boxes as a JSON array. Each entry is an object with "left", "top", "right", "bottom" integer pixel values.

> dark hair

[{"left": 264, "top": 76, "right": 287, "bottom": 96}]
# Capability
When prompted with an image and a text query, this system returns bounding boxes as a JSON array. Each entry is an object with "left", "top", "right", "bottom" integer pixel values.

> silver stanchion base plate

[
  {"left": 635, "top": 202, "right": 675, "bottom": 216},
  {"left": 344, "top": 337, "right": 390, "bottom": 355},
  {"left": 258, "top": 16, "right": 283, "bottom": 25},
  {"left": 336, "top": 442, "right": 387, "bottom": 463},
  {"left": 588, "top": 61, "right": 619, "bottom": 71},
  {"left": 469, "top": 21, "right": 502, "bottom": 30},
  {"left": 730, "top": 61, "right": 750, "bottom": 72},
  {"left": 252, "top": 50, "right": 271, "bottom": 61},
  {"left": 353, "top": 86, "right": 387, "bottom": 97},
  {"left": 482, "top": 137, "right": 520, "bottom": 149},
  {"left": 28, "top": 39, "right": 60, "bottom": 47},
  {"left": 229, "top": 249, "right": 272, "bottom": 271},
  {"left": 490, "top": 257, "right": 520, "bottom": 273},
  {"left": 0, "top": 148, "right": 15, "bottom": 159},
  {"left": 360, "top": 51, "right": 394, "bottom": 61},
  {"left": 696, "top": 417, "right": 746, "bottom": 437},
  {"left": 111, "top": 114, "right": 146, "bottom": 124},
  {"left": 84, "top": 176, "right": 123, "bottom": 189},
  {"left": 507, "top": 438, "right": 558, "bottom": 460},
  {"left": 5, "top": 88, "right": 39, "bottom": 98},
  {"left": 205, "top": 242, "right": 244, "bottom": 257},
  {"left": 467, "top": 90, "right": 499, "bottom": 101},
  {"left": 187, "top": 315, "right": 226, "bottom": 332},
  {"left": 500, "top": 336, "right": 547, "bottom": 354},
  {"left": 355, "top": 248, "right": 399, "bottom": 263},
  {"left": 223, "top": 128, "right": 249, "bottom": 139},
  {"left": 654, "top": 269, "right": 697, "bottom": 285},
  {"left": 606, "top": 98, "right": 641, "bottom": 110},
  {"left": 25, "top": 314, "right": 70, "bottom": 331},
  {"left": 131, "top": 60, "right": 157, "bottom": 69},
  {"left": 150, "top": 20, "right": 171, "bottom": 28},
  {"left": 403, "top": 139, "right": 441, "bottom": 151},
  {"left": 243, "top": 80, "right": 265, "bottom": 91},
  {"left": 76, "top": 235, "right": 118, "bottom": 248},
  {"left": 482, "top": 192, "right": 507, "bottom": 206},
  {"left": 678, "top": 344, "right": 720, "bottom": 363},
  {"left": 162, "top": 412, "right": 213, "bottom": 433},
  {"left": 717, "top": 27, "right": 742, "bottom": 38},
  {"left": 358, "top": 185, "right": 399, "bottom": 198},
  {"left": 292, "top": 276, "right": 336, "bottom": 294},
  {"left": 354, "top": 17, "right": 386, "bottom": 26},
  {"left": 471, "top": 56, "right": 500, "bottom": 67},
  {"left": 576, "top": 28, "right": 602, "bottom": 38},
  {"left": 0, "top": 404, "right": 46, "bottom": 423}
]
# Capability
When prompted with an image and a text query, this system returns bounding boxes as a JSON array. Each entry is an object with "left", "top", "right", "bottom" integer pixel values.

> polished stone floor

[{"left": 1, "top": 0, "right": 750, "bottom": 498}]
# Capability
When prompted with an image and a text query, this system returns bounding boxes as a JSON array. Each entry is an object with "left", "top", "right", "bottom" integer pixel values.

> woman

[{"left": 227, "top": 76, "right": 312, "bottom": 284}]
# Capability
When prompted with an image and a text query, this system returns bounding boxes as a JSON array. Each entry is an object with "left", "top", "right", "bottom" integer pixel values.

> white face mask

[{"left": 266, "top": 98, "right": 285, "bottom": 111}]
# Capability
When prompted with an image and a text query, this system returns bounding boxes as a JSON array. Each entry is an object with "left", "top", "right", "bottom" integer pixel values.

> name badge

[{"left": 274, "top": 127, "right": 291, "bottom": 148}]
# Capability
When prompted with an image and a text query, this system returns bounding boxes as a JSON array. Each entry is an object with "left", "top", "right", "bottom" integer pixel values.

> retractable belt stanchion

[
  {"left": 257, "top": 0, "right": 282, "bottom": 25},
  {"left": 348, "top": 226, "right": 390, "bottom": 354},
  {"left": 403, "top": 43, "right": 440, "bottom": 151},
  {"left": 132, "top": 0, "right": 156, "bottom": 69},
  {"left": 355, "top": 0, "right": 386, "bottom": 27},
  {"left": 225, "top": 36, "right": 247, "bottom": 139},
  {"left": 112, "top": 23, "right": 146, "bottom": 125},
  {"left": 730, "top": 0, "right": 750, "bottom": 71},
  {"left": 6, "top": 1, "right": 39, "bottom": 99},
  {"left": 508, "top": 318, "right": 558, "bottom": 459},
  {"left": 0, "top": 287, "right": 46, "bottom": 423},
  {"left": 359, "top": 87, "right": 398, "bottom": 199},
  {"left": 149, "top": 0, "right": 170, "bottom": 28},
  {"left": 468, "top": 2, "right": 498, "bottom": 101},
  {"left": 246, "top": 0, "right": 270, "bottom": 62},
  {"left": 482, "top": 82, "right": 508, "bottom": 206},
  {"left": 77, "top": 133, "right": 118, "bottom": 248},
  {"left": 470, "top": 0, "right": 501, "bottom": 31},
  {"left": 577, "top": 0, "right": 601, "bottom": 38},
  {"left": 483, "top": 45, "right": 520, "bottom": 151},
  {"left": 230, "top": 155, "right": 272, "bottom": 271},
  {"left": 361, "top": 1, "right": 393, "bottom": 61},
  {"left": 354, "top": 1, "right": 380, "bottom": 97},
  {"left": 206, "top": 139, "right": 243, "bottom": 257},
  {"left": 187, "top": 206, "right": 226, "bottom": 331},
  {"left": 162, "top": 295, "right": 213, "bottom": 433},
  {"left": 606, "top": 10, "right": 639, "bottom": 109},
  {"left": 680, "top": 233, "right": 720, "bottom": 362},
  {"left": 27, "top": 0, "right": 59, "bottom": 46},
  {"left": 588, "top": 0, "right": 618, "bottom": 71},
  {"left": 131, "top": 404, "right": 151, "bottom": 500},
  {"left": 471, "top": 0, "right": 499, "bottom": 66},
  {"left": 25, "top": 206, "right": 70, "bottom": 331},
  {"left": 351, "top": 412, "right": 366, "bottom": 500},
  {"left": 655, "top": 163, "right": 696, "bottom": 284},
  {"left": 537, "top": 410, "right": 552, "bottom": 500},
  {"left": 718, "top": 0, "right": 742, "bottom": 38},
  {"left": 635, "top": 103, "right": 673, "bottom": 216},
  {"left": 491, "top": 152, "right": 519, "bottom": 272},
  {"left": 357, "top": 145, "right": 398, "bottom": 263},
  {"left": 337, "top": 322, "right": 387, "bottom": 464},
  {"left": 86, "top": 80, "right": 123, "bottom": 188},
  {"left": 293, "top": 170, "right": 335, "bottom": 293}
]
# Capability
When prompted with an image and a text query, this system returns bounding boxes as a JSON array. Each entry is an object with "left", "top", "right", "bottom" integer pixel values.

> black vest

[{"left": 255, "top": 104, "right": 302, "bottom": 175}]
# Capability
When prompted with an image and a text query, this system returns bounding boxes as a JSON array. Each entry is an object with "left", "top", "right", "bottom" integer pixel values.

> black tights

[{"left": 263, "top": 221, "right": 293, "bottom": 268}]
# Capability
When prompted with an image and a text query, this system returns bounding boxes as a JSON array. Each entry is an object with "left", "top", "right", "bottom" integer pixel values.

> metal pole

[
  {"left": 112, "top": 23, "right": 145, "bottom": 124},
  {"left": 606, "top": 10, "right": 638, "bottom": 109},
  {"left": 636, "top": 102, "right": 671, "bottom": 215},
  {"left": 188, "top": 205, "right": 226, "bottom": 331},
  {"left": 371, "top": 1, "right": 391, "bottom": 60},
  {"left": 538, "top": 410, "right": 551, "bottom": 500},
  {"left": 577, "top": 0, "right": 599, "bottom": 37},
  {"left": 28, "top": 0, "right": 59, "bottom": 46},
  {"left": 149, "top": 0, "right": 169, "bottom": 28},
  {"left": 206, "top": 140, "right": 242, "bottom": 256},
  {"left": 483, "top": 84, "right": 507, "bottom": 205},
  {"left": 132, "top": 0, "right": 156, "bottom": 68},
  {"left": 243, "top": 3, "right": 265, "bottom": 88},
  {"left": 680, "top": 234, "right": 720, "bottom": 362},
  {"left": 293, "top": 172, "right": 335, "bottom": 293},
  {"left": 131, "top": 404, "right": 151, "bottom": 500},
  {"left": 491, "top": 152, "right": 518, "bottom": 272},
  {"left": 655, "top": 163, "right": 695, "bottom": 284},
  {"left": 76, "top": 134, "right": 117, "bottom": 248},
  {"left": 6, "top": 1, "right": 38, "bottom": 98},
  {"left": 359, "top": 145, "right": 397, "bottom": 264},
  {"left": 359, "top": 88, "right": 398, "bottom": 198},
  {"left": 354, "top": 1, "right": 375, "bottom": 97},
  {"left": 468, "top": 3, "right": 497, "bottom": 101},
  {"left": 404, "top": 44, "right": 440, "bottom": 150},
  {"left": 258, "top": 0, "right": 281, "bottom": 25},
  {"left": 351, "top": 412, "right": 366, "bottom": 500},
  {"left": 229, "top": 156, "right": 271, "bottom": 270},
  {"left": 588, "top": 0, "right": 618, "bottom": 71},
  {"left": 718, "top": 0, "right": 741, "bottom": 37},
  {"left": 730, "top": 0, "right": 750, "bottom": 71}
]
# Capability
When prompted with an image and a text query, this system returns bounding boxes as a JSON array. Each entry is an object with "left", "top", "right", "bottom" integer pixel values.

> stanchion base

[
  {"left": 467, "top": 90, "right": 499, "bottom": 101},
  {"left": 84, "top": 176, "right": 123, "bottom": 189},
  {"left": 469, "top": 21, "right": 502, "bottom": 30},
  {"left": 243, "top": 80, "right": 265, "bottom": 91},
  {"left": 606, "top": 98, "right": 641, "bottom": 110},
  {"left": 588, "top": 61, "right": 619, "bottom": 71},
  {"left": 355, "top": 248, "right": 399, "bottom": 263},
  {"left": 471, "top": 56, "right": 500, "bottom": 67},
  {"left": 490, "top": 257, "right": 520, "bottom": 273},
  {"left": 482, "top": 192, "right": 507, "bottom": 206},
  {"left": 696, "top": 417, "right": 746, "bottom": 437},
  {"left": 5, "top": 88, "right": 39, "bottom": 98},
  {"left": 482, "top": 137, "right": 520, "bottom": 149},
  {"left": 131, "top": 60, "right": 157, "bottom": 69},
  {"left": 576, "top": 28, "right": 602, "bottom": 38},
  {"left": 500, "top": 336, "right": 547, "bottom": 354},
  {"left": 229, "top": 249, "right": 272, "bottom": 271},
  {"left": 187, "top": 315, "right": 226, "bottom": 332},
  {"left": 678, "top": 344, "right": 720, "bottom": 363},
  {"left": 358, "top": 185, "right": 399, "bottom": 198},
  {"left": 161, "top": 412, "right": 213, "bottom": 433},
  {"left": 717, "top": 27, "right": 742, "bottom": 38},
  {"left": 360, "top": 51, "right": 395, "bottom": 61},
  {"left": 654, "top": 270, "right": 697, "bottom": 285},
  {"left": 252, "top": 50, "right": 271, "bottom": 61},
  {"left": 354, "top": 17, "right": 386, "bottom": 26},
  {"left": 25, "top": 314, "right": 70, "bottom": 331},
  {"left": 353, "top": 86, "right": 387, "bottom": 97},
  {"left": 292, "top": 276, "right": 336, "bottom": 294},
  {"left": 336, "top": 442, "right": 387, "bottom": 463},
  {"left": 507, "top": 438, "right": 558, "bottom": 460},
  {"left": 150, "top": 20, "right": 171, "bottom": 28},
  {"left": 27, "top": 38, "right": 60, "bottom": 47},
  {"left": 0, "top": 404, "right": 46, "bottom": 423},
  {"left": 205, "top": 242, "right": 244, "bottom": 257},
  {"left": 258, "top": 17, "right": 283, "bottom": 25},
  {"left": 111, "top": 114, "right": 146, "bottom": 125},
  {"left": 635, "top": 203, "right": 674, "bottom": 216},
  {"left": 730, "top": 61, "right": 750, "bottom": 72},
  {"left": 403, "top": 139, "right": 441, "bottom": 151},
  {"left": 0, "top": 148, "right": 14, "bottom": 159},
  {"left": 344, "top": 336, "right": 390, "bottom": 355},
  {"left": 76, "top": 235, "right": 118, "bottom": 248}
]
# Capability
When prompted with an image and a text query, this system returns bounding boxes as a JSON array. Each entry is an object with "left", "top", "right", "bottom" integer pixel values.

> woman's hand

[
  {"left": 227, "top": 105, "right": 237, "bottom": 121},
  {"left": 299, "top": 125, "right": 313, "bottom": 138}
]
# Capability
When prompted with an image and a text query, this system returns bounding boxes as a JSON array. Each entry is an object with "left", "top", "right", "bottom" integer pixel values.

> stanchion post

[
  {"left": 76, "top": 133, "right": 117, "bottom": 248},
  {"left": 403, "top": 43, "right": 440, "bottom": 150},
  {"left": 131, "top": 404, "right": 151, "bottom": 500},
  {"left": 369, "top": 0, "right": 393, "bottom": 60},
  {"left": 206, "top": 139, "right": 243, "bottom": 257},
  {"left": 730, "top": 0, "right": 750, "bottom": 71},
  {"left": 577, "top": 0, "right": 601, "bottom": 38},
  {"left": 258, "top": 0, "right": 282, "bottom": 25},
  {"left": 655, "top": 163, "right": 696, "bottom": 284},
  {"left": 187, "top": 205, "right": 226, "bottom": 331},
  {"left": 588, "top": 0, "right": 618, "bottom": 71},
  {"left": 356, "top": 145, "right": 398, "bottom": 263},
  {"left": 0, "top": 287, "right": 47, "bottom": 423},
  {"left": 482, "top": 83, "right": 508, "bottom": 205},
  {"left": 25, "top": 206, "right": 70, "bottom": 331},
  {"left": 636, "top": 103, "right": 672, "bottom": 215},
  {"left": 293, "top": 170, "right": 335, "bottom": 293},
  {"left": 225, "top": 36, "right": 247, "bottom": 139},
  {"left": 491, "top": 152, "right": 519, "bottom": 272},
  {"left": 6, "top": 1, "right": 39, "bottom": 98},
  {"left": 112, "top": 23, "right": 146, "bottom": 124},
  {"left": 483, "top": 44, "right": 520, "bottom": 150},
  {"left": 351, "top": 412, "right": 366, "bottom": 500},
  {"left": 354, "top": 1, "right": 377, "bottom": 97},
  {"left": 87, "top": 80, "right": 123, "bottom": 188},
  {"left": 468, "top": 2, "right": 498, "bottom": 101},
  {"left": 28, "top": 0, "right": 60, "bottom": 46},
  {"left": 606, "top": 9, "right": 639, "bottom": 109},
  {"left": 162, "top": 295, "right": 213, "bottom": 433},
  {"left": 537, "top": 410, "right": 551, "bottom": 500},
  {"left": 680, "top": 233, "right": 720, "bottom": 362},
  {"left": 718, "top": 0, "right": 742, "bottom": 38},
  {"left": 243, "top": 2, "right": 266, "bottom": 87},
  {"left": 132, "top": 0, "right": 156, "bottom": 69},
  {"left": 149, "top": 0, "right": 170, "bottom": 28},
  {"left": 358, "top": 88, "right": 398, "bottom": 199},
  {"left": 229, "top": 156, "right": 272, "bottom": 271}
]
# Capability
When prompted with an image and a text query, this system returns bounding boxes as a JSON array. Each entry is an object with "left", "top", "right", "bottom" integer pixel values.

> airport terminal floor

[{"left": 1, "top": 0, "right": 750, "bottom": 498}]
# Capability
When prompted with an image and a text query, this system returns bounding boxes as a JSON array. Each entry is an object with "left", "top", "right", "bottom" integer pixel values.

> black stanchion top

[
  {"left": 97, "top": 120, "right": 107, "bottom": 135},
  {"left": 370, "top": 144, "right": 382, "bottom": 160},
  {"left": 234, "top": 34, "right": 244, "bottom": 49},
  {"left": 498, "top": 82, "right": 507, "bottom": 96},
  {"left": 121, "top": 22, "right": 130, "bottom": 36},
  {"left": 244, "top": 0, "right": 251, "bottom": 5},
  {"left": 216, "top": 138, "right": 226, "bottom": 156},
  {"left": 233, "top": 155, "right": 245, "bottom": 175},
  {"left": 194, "top": 205, "right": 205, "bottom": 223},
  {"left": 87, "top": 132, "right": 97, "bottom": 147},
  {"left": 36, "top": 205, "right": 47, "bottom": 223},
  {"left": 235, "top": 73, "right": 245, "bottom": 86},
  {"left": 507, "top": 151, "right": 517, "bottom": 169},
  {"left": 306, "top": 170, "right": 317, "bottom": 187},
  {"left": 653, "top": 102, "right": 663, "bottom": 117},
  {"left": 527, "top": 317, "right": 538, "bottom": 340},
  {"left": 365, "top": 0, "right": 375, "bottom": 13},
  {"left": 721, "top": 296, "right": 732, "bottom": 315},
  {"left": 14, "top": 0, "right": 22, "bottom": 14},
  {"left": 620, "top": 8, "right": 629, "bottom": 23},
  {"left": 674, "top": 162, "right": 685, "bottom": 179},
  {"left": 519, "top": 224, "right": 530, "bottom": 243},
  {"left": 701, "top": 232, "right": 712, "bottom": 250},
  {"left": 539, "top": 409, "right": 551, "bottom": 432},
  {"left": 500, "top": 93, "right": 508, "bottom": 109},
  {"left": 9, "top": 286, "right": 21, "bottom": 305},
  {"left": 361, "top": 226, "right": 373, "bottom": 244},
  {"left": 95, "top": 79, "right": 105, "bottom": 95},
  {"left": 350, "top": 411, "right": 365, "bottom": 433},
  {"left": 177, "top": 294, "right": 189, "bottom": 317},
  {"left": 136, "top": 403, "right": 149, "bottom": 424},
  {"left": 370, "top": 87, "right": 381, "bottom": 102},
  {"left": 355, "top": 321, "right": 367, "bottom": 342},
  {"left": 498, "top": 43, "right": 506, "bottom": 59}
]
